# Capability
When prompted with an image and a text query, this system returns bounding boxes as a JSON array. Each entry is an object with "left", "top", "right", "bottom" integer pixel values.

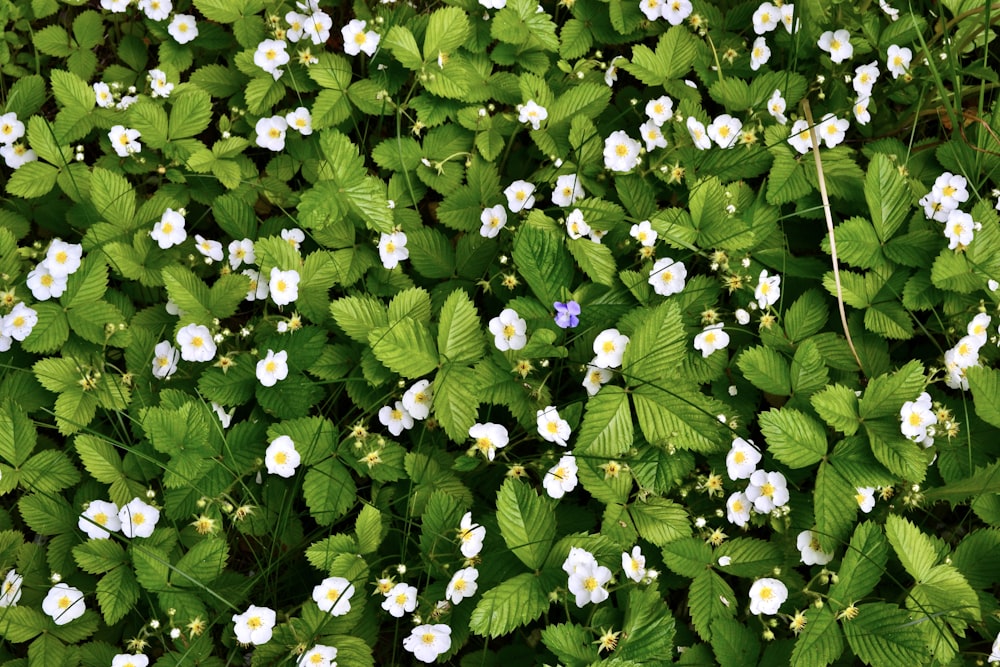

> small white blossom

[
  {"left": 403, "top": 624, "right": 452, "bottom": 663},
  {"left": 469, "top": 422, "right": 508, "bottom": 461},
  {"left": 382, "top": 583, "right": 418, "bottom": 617},
  {"left": 256, "top": 349, "right": 289, "bottom": 387},
  {"left": 93, "top": 83, "right": 114, "bottom": 108},
  {"left": 622, "top": 546, "right": 647, "bottom": 583},
  {"left": 269, "top": 267, "right": 300, "bottom": 306},
  {"left": 630, "top": 220, "right": 658, "bottom": 247},
  {"left": 137, "top": 0, "right": 171, "bottom": 20},
  {"left": 749, "top": 577, "right": 787, "bottom": 615},
  {"left": 750, "top": 37, "right": 771, "bottom": 71},
  {"left": 479, "top": 204, "right": 507, "bottom": 238},
  {"left": 1, "top": 303, "right": 37, "bottom": 342},
  {"left": 254, "top": 39, "right": 289, "bottom": 79},
  {"left": 735, "top": 308, "right": 751, "bottom": 325},
  {"left": 593, "top": 329, "right": 629, "bottom": 369},
  {"left": 285, "top": 107, "right": 313, "bottom": 135},
  {"left": 707, "top": 114, "right": 743, "bottom": 149},
  {"left": 312, "top": 576, "right": 355, "bottom": 616},
  {"left": 79, "top": 500, "right": 121, "bottom": 539},
  {"left": 819, "top": 113, "right": 849, "bottom": 149},
  {"left": 536, "top": 405, "right": 571, "bottom": 446},
  {"left": 968, "top": 313, "right": 991, "bottom": 344},
  {"left": 297, "top": 645, "right": 338, "bottom": 667},
  {"left": 797, "top": 530, "right": 834, "bottom": 566},
  {"left": 754, "top": 270, "right": 781, "bottom": 308},
  {"left": 566, "top": 550, "right": 611, "bottom": 606},
  {"left": 853, "top": 97, "right": 871, "bottom": 125},
  {"left": 649, "top": 257, "right": 687, "bottom": 296},
  {"left": 303, "top": 11, "right": 333, "bottom": 46},
  {"left": 582, "top": 359, "right": 613, "bottom": 396},
  {"left": 232, "top": 605, "right": 276, "bottom": 645},
  {"left": 445, "top": 567, "right": 479, "bottom": 604},
  {"left": 194, "top": 235, "right": 223, "bottom": 262},
  {"left": 552, "top": 174, "right": 585, "bottom": 206},
  {"left": 488, "top": 308, "right": 527, "bottom": 351},
  {"left": 565, "top": 208, "right": 591, "bottom": 240},
  {"left": 176, "top": 323, "right": 216, "bottom": 362},
  {"left": 852, "top": 61, "right": 880, "bottom": 97},
  {"left": 767, "top": 89, "right": 787, "bottom": 124},
  {"left": 228, "top": 238, "right": 255, "bottom": 270},
  {"left": 402, "top": 379, "right": 433, "bottom": 420},
  {"left": 661, "top": 0, "right": 692, "bottom": 25},
  {"left": 944, "top": 210, "right": 977, "bottom": 250},
  {"left": 379, "top": 401, "right": 414, "bottom": 436},
  {"left": 645, "top": 95, "right": 674, "bottom": 126},
  {"left": 686, "top": 117, "right": 711, "bottom": 150},
  {"left": 518, "top": 100, "right": 548, "bottom": 130},
  {"left": 118, "top": 497, "right": 160, "bottom": 538},
  {"left": 745, "top": 470, "right": 789, "bottom": 513},
  {"left": 855, "top": 486, "right": 876, "bottom": 513},
  {"left": 26, "top": 264, "right": 67, "bottom": 301},
  {"left": 168, "top": 14, "right": 198, "bottom": 43},
  {"left": 752, "top": 2, "right": 779, "bottom": 34},
  {"left": 603, "top": 130, "right": 641, "bottom": 172},
  {"left": 108, "top": 125, "right": 141, "bottom": 157},
  {"left": 342, "top": 19, "right": 380, "bottom": 57},
  {"left": 504, "top": 180, "right": 536, "bottom": 212},
  {"left": 639, "top": 120, "right": 668, "bottom": 151},
  {"left": 149, "top": 69, "right": 174, "bottom": 98},
  {"left": 0, "top": 570, "right": 23, "bottom": 608},
  {"left": 458, "top": 512, "right": 485, "bottom": 558},
  {"left": 378, "top": 231, "right": 409, "bottom": 269},
  {"left": 817, "top": 29, "right": 854, "bottom": 64},
  {"left": 42, "top": 583, "right": 85, "bottom": 625},
  {"left": 255, "top": 116, "right": 287, "bottom": 151},
  {"left": 151, "top": 340, "right": 180, "bottom": 379},
  {"left": 693, "top": 323, "right": 730, "bottom": 357},
  {"left": 726, "top": 438, "right": 761, "bottom": 480}
]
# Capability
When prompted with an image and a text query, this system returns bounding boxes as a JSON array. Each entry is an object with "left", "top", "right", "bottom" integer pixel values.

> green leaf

[
  {"left": 661, "top": 538, "right": 714, "bottom": 578},
  {"left": 790, "top": 607, "right": 844, "bottom": 667},
  {"left": 630, "top": 497, "right": 689, "bottom": 547},
  {"left": 828, "top": 521, "right": 888, "bottom": 605},
  {"left": 689, "top": 569, "right": 737, "bottom": 641},
  {"left": 126, "top": 100, "right": 168, "bottom": 149},
  {"left": 433, "top": 363, "right": 479, "bottom": 443},
  {"left": 574, "top": 386, "right": 633, "bottom": 458},
  {"left": 469, "top": 572, "right": 550, "bottom": 638},
  {"left": 623, "top": 26, "right": 697, "bottom": 86},
  {"left": 20, "top": 450, "right": 80, "bottom": 494},
  {"left": 168, "top": 87, "right": 213, "bottom": 140},
  {"left": 193, "top": 0, "right": 262, "bottom": 23},
  {"left": 62, "top": 257, "right": 108, "bottom": 308},
  {"left": 711, "top": 617, "right": 760, "bottom": 667},
  {"left": 814, "top": 461, "right": 857, "bottom": 553},
  {"left": 496, "top": 479, "right": 555, "bottom": 569},
  {"left": 885, "top": 514, "right": 939, "bottom": 581},
  {"left": 354, "top": 504, "right": 383, "bottom": 555},
  {"left": 617, "top": 584, "right": 676, "bottom": 662},
  {"left": 424, "top": 6, "right": 470, "bottom": 60},
  {"left": 512, "top": 216, "right": 574, "bottom": 307},
  {"left": 330, "top": 295, "right": 387, "bottom": 344},
  {"left": 841, "top": 603, "right": 924, "bottom": 667},
  {"left": 865, "top": 153, "right": 909, "bottom": 242},
  {"left": 383, "top": 26, "right": 424, "bottom": 70},
  {"left": 303, "top": 458, "right": 356, "bottom": 526},
  {"left": 810, "top": 384, "right": 861, "bottom": 435},
  {"left": 0, "top": 399, "right": 37, "bottom": 467},
  {"left": 4, "top": 75, "right": 47, "bottom": 118},
  {"left": 161, "top": 265, "right": 211, "bottom": 322},
  {"left": 407, "top": 227, "right": 456, "bottom": 279},
  {"left": 567, "top": 237, "right": 616, "bottom": 286},
  {"left": 633, "top": 384, "right": 726, "bottom": 453},
  {"left": 18, "top": 492, "right": 76, "bottom": 535},
  {"left": 952, "top": 529, "right": 1000, "bottom": 589},
  {"left": 368, "top": 317, "right": 439, "bottom": 379},
  {"left": 865, "top": 420, "right": 926, "bottom": 482},
  {"left": 737, "top": 346, "right": 791, "bottom": 396},
  {"left": 541, "top": 623, "right": 599, "bottom": 667},
  {"left": 714, "top": 538, "right": 782, "bottom": 578},
  {"left": 766, "top": 150, "right": 811, "bottom": 205},
  {"left": 51, "top": 70, "right": 94, "bottom": 114},
  {"left": 96, "top": 565, "right": 139, "bottom": 625},
  {"left": 923, "top": 461, "right": 1000, "bottom": 504},
  {"left": 758, "top": 408, "right": 828, "bottom": 468},
  {"left": 28, "top": 632, "right": 67, "bottom": 667},
  {"left": 0, "top": 607, "right": 47, "bottom": 642},
  {"left": 437, "top": 289, "right": 483, "bottom": 365},
  {"left": 73, "top": 539, "right": 127, "bottom": 575},
  {"left": 908, "top": 563, "right": 980, "bottom": 628},
  {"left": 858, "top": 361, "right": 925, "bottom": 420},
  {"left": 621, "top": 301, "right": 687, "bottom": 386},
  {"left": 964, "top": 366, "right": 1000, "bottom": 430},
  {"left": 784, "top": 290, "right": 830, "bottom": 342},
  {"left": 6, "top": 162, "right": 58, "bottom": 198},
  {"left": 21, "top": 303, "right": 69, "bottom": 354},
  {"left": 173, "top": 538, "right": 228, "bottom": 587},
  {"left": 90, "top": 167, "right": 136, "bottom": 230}
]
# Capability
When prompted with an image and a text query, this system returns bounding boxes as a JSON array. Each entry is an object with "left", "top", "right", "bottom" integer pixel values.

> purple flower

[{"left": 554, "top": 301, "right": 580, "bottom": 329}]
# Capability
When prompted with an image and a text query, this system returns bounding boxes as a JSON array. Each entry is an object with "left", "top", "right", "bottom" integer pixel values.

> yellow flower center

[
  {"left": 162, "top": 222, "right": 173, "bottom": 234},
  {"left": 385, "top": 241, "right": 396, "bottom": 253},
  {"left": 732, "top": 499, "right": 744, "bottom": 512},
  {"left": 325, "top": 588, "right": 340, "bottom": 600},
  {"left": 422, "top": 633, "right": 436, "bottom": 645},
  {"left": 453, "top": 579, "right": 466, "bottom": 591},
  {"left": 269, "top": 128, "right": 281, "bottom": 139},
  {"left": 391, "top": 409, "right": 402, "bottom": 420},
  {"left": 133, "top": 513, "right": 145, "bottom": 525},
  {"left": 602, "top": 340, "right": 616, "bottom": 353},
  {"left": 943, "top": 185, "right": 956, "bottom": 197},
  {"left": 502, "top": 324, "right": 516, "bottom": 338},
  {"left": 552, "top": 467, "right": 565, "bottom": 481},
  {"left": 908, "top": 412, "right": 922, "bottom": 426},
  {"left": 11, "top": 316, "right": 23, "bottom": 328},
  {"left": 583, "top": 576, "right": 598, "bottom": 591},
  {"left": 266, "top": 361, "right": 276, "bottom": 373},
  {"left": 615, "top": 143, "right": 628, "bottom": 157},
  {"left": 94, "top": 512, "right": 108, "bottom": 525},
  {"left": 58, "top": 595, "right": 71, "bottom": 609},
  {"left": 246, "top": 616, "right": 261, "bottom": 630},
  {"left": 546, "top": 421, "right": 559, "bottom": 434},
  {"left": 830, "top": 39, "right": 840, "bottom": 50},
  {"left": 704, "top": 332, "right": 716, "bottom": 344},
  {"left": 191, "top": 336, "right": 203, "bottom": 348},
  {"left": 275, "top": 451, "right": 287, "bottom": 464},
  {"left": 395, "top": 593, "right": 408, "bottom": 605},
  {"left": 354, "top": 32, "right": 367, "bottom": 45},
  {"left": 718, "top": 126, "right": 730, "bottom": 138},
  {"left": 759, "top": 586, "right": 773, "bottom": 600},
  {"left": 761, "top": 482, "right": 775, "bottom": 497},
  {"left": 734, "top": 451, "right": 745, "bottom": 463}
]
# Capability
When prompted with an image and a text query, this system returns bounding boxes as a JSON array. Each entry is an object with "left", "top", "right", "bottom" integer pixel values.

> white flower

[
  {"left": 256, "top": 349, "right": 289, "bottom": 387},
  {"left": 567, "top": 553, "right": 612, "bottom": 606},
  {"left": 883, "top": 45, "right": 909, "bottom": 80},
  {"left": 745, "top": 469, "right": 789, "bottom": 513},
  {"left": 879, "top": 0, "right": 899, "bottom": 19},
  {"left": 518, "top": 100, "right": 548, "bottom": 130},
  {"left": 565, "top": 208, "right": 591, "bottom": 239},
  {"left": 297, "top": 645, "right": 338, "bottom": 667},
  {"left": 342, "top": 19, "right": 380, "bottom": 56},
  {"left": 537, "top": 406, "right": 571, "bottom": 446},
  {"left": 818, "top": 29, "right": 853, "bottom": 64},
  {"left": 919, "top": 190, "right": 951, "bottom": 222},
  {"left": 0, "top": 113, "right": 24, "bottom": 146},
  {"left": 379, "top": 401, "right": 414, "bottom": 436},
  {"left": 445, "top": 567, "right": 479, "bottom": 604},
  {"left": 137, "top": 0, "right": 171, "bottom": 20},
  {"left": 269, "top": 267, "right": 300, "bottom": 306},
  {"left": 26, "top": 264, "right": 67, "bottom": 301},
  {"left": 458, "top": 512, "right": 485, "bottom": 558},
  {"left": 752, "top": 2, "right": 779, "bottom": 33},
  {"left": 79, "top": 500, "right": 121, "bottom": 540},
  {"left": 285, "top": 11, "right": 307, "bottom": 42},
  {"left": 726, "top": 438, "right": 761, "bottom": 480},
  {"left": 42, "top": 583, "right": 86, "bottom": 625},
  {"left": 748, "top": 577, "right": 787, "bottom": 615},
  {"left": 403, "top": 624, "right": 452, "bottom": 663},
  {"left": 544, "top": 454, "right": 579, "bottom": 499},
  {"left": 94, "top": 82, "right": 114, "bottom": 108},
  {"left": 989, "top": 632, "right": 1000, "bottom": 663},
  {"left": 945, "top": 210, "right": 978, "bottom": 250},
  {"left": 118, "top": 497, "right": 160, "bottom": 538},
  {"left": 944, "top": 348, "right": 971, "bottom": 390},
  {"left": 254, "top": 39, "right": 289, "bottom": 79},
  {"left": 176, "top": 323, "right": 216, "bottom": 362},
  {"left": 707, "top": 114, "right": 743, "bottom": 149},
  {"left": 402, "top": 380, "right": 434, "bottom": 420},
  {"left": 212, "top": 402, "right": 233, "bottom": 429},
  {"left": 639, "top": 120, "right": 668, "bottom": 151},
  {"left": 622, "top": 546, "right": 646, "bottom": 583},
  {"left": 852, "top": 61, "right": 879, "bottom": 96},
  {"left": 818, "top": 113, "right": 849, "bottom": 149},
  {"left": 797, "top": 530, "right": 834, "bottom": 566},
  {"left": 603, "top": 130, "right": 641, "bottom": 172},
  {"left": 640, "top": 0, "right": 663, "bottom": 21},
  {"left": 151, "top": 208, "right": 186, "bottom": 249},
  {"left": 42, "top": 239, "right": 82, "bottom": 278},
  {"left": 0, "top": 570, "right": 23, "bottom": 607},
  {"left": 149, "top": 69, "right": 174, "bottom": 98},
  {"left": 563, "top": 546, "right": 597, "bottom": 575},
  {"left": 735, "top": 308, "right": 751, "bottom": 325},
  {"left": 934, "top": 173, "right": 970, "bottom": 209},
  {"left": 228, "top": 239, "right": 255, "bottom": 269},
  {"left": 243, "top": 269, "right": 269, "bottom": 301},
  {"left": 645, "top": 95, "right": 674, "bottom": 125},
  {"left": 488, "top": 308, "right": 527, "bottom": 351},
  {"left": 780, "top": 3, "right": 798, "bottom": 32},
  {"left": 630, "top": 220, "right": 658, "bottom": 247},
  {"left": 755, "top": 270, "right": 781, "bottom": 308},
  {"left": 694, "top": 323, "right": 730, "bottom": 358},
  {"left": 108, "top": 125, "right": 141, "bottom": 157},
  {"left": 194, "top": 235, "right": 223, "bottom": 263},
  {"left": 649, "top": 257, "right": 687, "bottom": 296},
  {"left": 382, "top": 583, "right": 418, "bottom": 617},
  {"left": 604, "top": 57, "right": 620, "bottom": 87},
  {"left": 899, "top": 391, "right": 935, "bottom": 445},
  {"left": 968, "top": 313, "right": 991, "bottom": 344},
  {"left": 255, "top": 116, "right": 287, "bottom": 151},
  {"left": 232, "top": 605, "right": 276, "bottom": 645},
  {"left": 265, "top": 435, "right": 300, "bottom": 477},
  {"left": 312, "top": 576, "right": 355, "bottom": 616},
  {"left": 378, "top": 231, "right": 409, "bottom": 269},
  {"left": 855, "top": 486, "right": 876, "bottom": 513},
  {"left": 168, "top": 14, "right": 198, "bottom": 43},
  {"left": 303, "top": 11, "right": 333, "bottom": 46},
  {"left": 767, "top": 89, "right": 787, "bottom": 124},
  {"left": 100, "top": 0, "right": 129, "bottom": 12},
  {"left": 853, "top": 97, "right": 871, "bottom": 125},
  {"left": 479, "top": 205, "right": 507, "bottom": 238},
  {"left": 2, "top": 303, "right": 37, "bottom": 341},
  {"left": 950, "top": 334, "right": 982, "bottom": 368},
  {"left": 552, "top": 174, "right": 585, "bottom": 206},
  {"left": 1, "top": 142, "right": 36, "bottom": 169},
  {"left": 661, "top": 0, "right": 692, "bottom": 25},
  {"left": 504, "top": 180, "right": 536, "bottom": 212},
  {"left": 284, "top": 107, "right": 313, "bottom": 136},
  {"left": 686, "top": 117, "right": 711, "bottom": 150},
  {"left": 582, "top": 359, "right": 613, "bottom": 396},
  {"left": 750, "top": 37, "right": 771, "bottom": 71},
  {"left": 469, "top": 422, "right": 509, "bottom": 461},
  {"left": 593, "top": 328, "right": 629, "bottom": 369},
  {"left": 151, "top": 340, "right": 180, "bottom": 381}
]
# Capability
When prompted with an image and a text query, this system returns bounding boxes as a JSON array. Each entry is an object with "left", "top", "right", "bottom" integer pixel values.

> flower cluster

[
  {"left": 724, "top": 438, "right": 789, "bottom": 527},
  {"left": 0, "top": 111, "right": 34, "bottom": 169}
]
